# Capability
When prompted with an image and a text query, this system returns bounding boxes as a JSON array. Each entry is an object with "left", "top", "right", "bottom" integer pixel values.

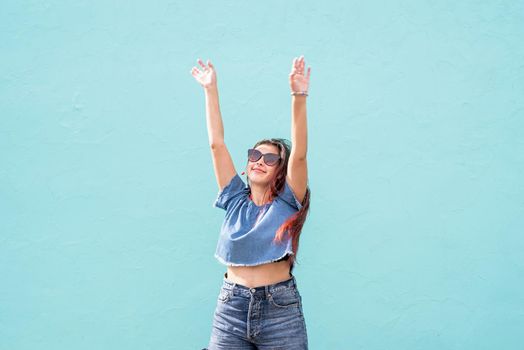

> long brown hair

[{"left": 245, "top": 138, "right": 311, "bottom": 271}]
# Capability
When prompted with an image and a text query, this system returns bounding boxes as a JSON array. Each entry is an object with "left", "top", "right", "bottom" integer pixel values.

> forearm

[
  {"left": 204, "top": 87, "right": 225, "bottom": 146},
  {"left": 291, "top": 95, "right": 308, "bottom": 159}
]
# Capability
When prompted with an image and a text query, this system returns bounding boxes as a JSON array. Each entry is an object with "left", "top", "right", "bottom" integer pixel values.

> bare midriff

[{"left": 226, "top": 259, "right": 292, "bottom": 288}]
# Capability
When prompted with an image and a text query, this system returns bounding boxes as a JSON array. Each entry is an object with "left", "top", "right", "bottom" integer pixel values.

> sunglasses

[{"left": 247, "top": 148, "right": 281, "bottom": 166}]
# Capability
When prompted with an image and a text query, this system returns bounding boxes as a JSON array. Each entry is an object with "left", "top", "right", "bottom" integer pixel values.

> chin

[
  {"left": 250, "top": 172, "right": 268, "bottom": 179},
  {"left": 249, "top": 175, "right": 269, "bottom": 184}
]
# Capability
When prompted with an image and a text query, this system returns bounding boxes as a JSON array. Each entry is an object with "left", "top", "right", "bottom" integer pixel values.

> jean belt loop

[{"left": 265, "top": 285, "right": 270, "bottom": 299}]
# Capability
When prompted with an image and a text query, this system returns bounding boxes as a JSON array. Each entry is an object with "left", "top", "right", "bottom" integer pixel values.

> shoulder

[
  {"left": 275, "top": 179, "right": 304, "bottom": 211},
  {"left": 214, "top": 173, "right": 249, "bottom": 211}
]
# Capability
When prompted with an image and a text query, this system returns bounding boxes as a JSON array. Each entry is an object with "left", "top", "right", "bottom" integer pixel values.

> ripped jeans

[{"left": 204, "top": 272, "right": 308, "bottom": 350}]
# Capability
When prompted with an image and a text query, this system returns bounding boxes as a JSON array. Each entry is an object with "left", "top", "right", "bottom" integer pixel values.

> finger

[
  {"left": 197, "top": 58, "right": 208, "bottom": 70},
  {"left": 295, "top": 56, "right": 303, "bottom": 74},
  {"left": 306, "top": 66, "right": 311, "bottom": 79},
  {"left": 191, "top": 67, "right": 202, "bottom": 76},
  {"left": 295, "top": 59, "right": 302, "bottom": 74},
  {"left": 208, "top": 60, "right": 214, "bottom": 69}
]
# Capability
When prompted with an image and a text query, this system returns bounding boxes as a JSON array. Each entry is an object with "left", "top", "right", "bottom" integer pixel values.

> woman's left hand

[{"left": 289, "top": 55, "right": 311, "bottom": 94}]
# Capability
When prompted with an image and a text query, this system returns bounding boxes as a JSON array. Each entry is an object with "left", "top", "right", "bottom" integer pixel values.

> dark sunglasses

[{"left": 247, "top": 148, "right": 281, "bottom": 166}]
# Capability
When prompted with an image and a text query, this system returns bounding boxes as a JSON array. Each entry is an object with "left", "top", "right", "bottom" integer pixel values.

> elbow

[
  {"left": 290, "top": 150, "right": 307, "bottom": 161},
  {"left": 292, "top": 154, "right": 307, "bottom": 162},
  {"left": 210, "top": 141, "right": 226, "bottom": 150}
]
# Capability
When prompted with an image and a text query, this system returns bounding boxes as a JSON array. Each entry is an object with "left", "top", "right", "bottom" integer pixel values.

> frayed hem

[
  {"left": 214, "top": 251, "right": 295, "bottom": 267},
  {"left": 268, "top": 251, "right": 295, "bottom": 263}
]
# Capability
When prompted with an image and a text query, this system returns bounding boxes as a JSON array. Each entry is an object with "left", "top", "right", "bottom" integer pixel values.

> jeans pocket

[
  {"left": 217, "top": 288, "right": 232, "bottom": 304},
  {"left": 268, "top": 288, "right": 300, "bottom": 308}
]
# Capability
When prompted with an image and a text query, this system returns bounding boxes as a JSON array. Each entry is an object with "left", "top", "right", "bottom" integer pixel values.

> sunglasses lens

[
  {"left": 264, "top": 154, "right": 280, "bottom": 166},
  {"left": 248, "top": 149, "right": 262, "bottom": 162}
]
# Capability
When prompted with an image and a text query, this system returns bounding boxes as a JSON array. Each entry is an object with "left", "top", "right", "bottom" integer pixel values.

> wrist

[
  {"left": 291, "top": 90, "right": 308, "bottom": 97},
  {"left": 204, "top": 86, "right": 218, "bottom": 94}
]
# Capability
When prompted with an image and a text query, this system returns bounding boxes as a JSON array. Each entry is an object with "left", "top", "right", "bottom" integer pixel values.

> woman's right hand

[{"left": 190, "top": 58, "right": 217, "bottom": 90}]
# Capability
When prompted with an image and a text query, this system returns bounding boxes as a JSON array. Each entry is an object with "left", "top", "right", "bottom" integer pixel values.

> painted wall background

[{"left": 1, "top": 1, "right": 523, "bottom": 349}]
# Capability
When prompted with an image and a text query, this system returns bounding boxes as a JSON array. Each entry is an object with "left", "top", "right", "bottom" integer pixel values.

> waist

[
  {"left": 223, "top": 270, "right": 297, "bottom": 293},
  {"left": 225, "top": 261, "right": 293, "bottom": 288}
]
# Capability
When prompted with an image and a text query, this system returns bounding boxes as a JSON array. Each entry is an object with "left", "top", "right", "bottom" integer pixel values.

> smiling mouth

[{"left": 253, "top": 169, "right": 265, "bottom": 173}]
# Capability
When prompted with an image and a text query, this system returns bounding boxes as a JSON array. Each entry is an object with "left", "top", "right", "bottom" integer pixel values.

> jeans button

[{"left": 250, "top": 288, "right": 255, "bottom": 293}]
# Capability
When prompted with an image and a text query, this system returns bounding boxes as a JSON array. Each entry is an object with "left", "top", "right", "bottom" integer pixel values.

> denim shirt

[{"left": 213, "top": 173, "right": 303, "bottom": 266}]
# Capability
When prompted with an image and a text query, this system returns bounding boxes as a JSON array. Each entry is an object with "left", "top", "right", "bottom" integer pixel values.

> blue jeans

[{"left": 204, "top": 272, "right": 309, "bottom": 349}]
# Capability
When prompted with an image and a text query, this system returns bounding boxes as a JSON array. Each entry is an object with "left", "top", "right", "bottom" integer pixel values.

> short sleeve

[
  {"left": 213, "top": 173, "right": 247, "bottom": 211},
  {"left": 279, "top": 180, "right": 304, "bottom": 211}
]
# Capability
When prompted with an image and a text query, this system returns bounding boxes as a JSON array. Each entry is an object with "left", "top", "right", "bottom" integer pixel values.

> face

[{"left": 245, "top": 143, "right": 281, "bottom": 186}]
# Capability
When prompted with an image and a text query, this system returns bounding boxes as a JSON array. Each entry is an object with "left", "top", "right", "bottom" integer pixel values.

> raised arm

[
  {"left": 286, "top": 55, "right": 311, "bottom": 204},
  {"left": 190, "top": 59, "right": 236, "bottom": 190}
]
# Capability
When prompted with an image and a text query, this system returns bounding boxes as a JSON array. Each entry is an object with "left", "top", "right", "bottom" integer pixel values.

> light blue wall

[{"left": 1, "top": 1, "right": 523, "bottom": 349}]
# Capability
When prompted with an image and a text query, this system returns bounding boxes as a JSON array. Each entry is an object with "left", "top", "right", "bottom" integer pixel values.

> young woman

[{"left": 190, "top": 56, "right": 312, "bottom": 349}]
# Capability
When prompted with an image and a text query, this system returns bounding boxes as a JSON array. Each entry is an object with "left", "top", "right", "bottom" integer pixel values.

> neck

[{"left": 249, "top": 183, "right": 272, "bottom": 206}]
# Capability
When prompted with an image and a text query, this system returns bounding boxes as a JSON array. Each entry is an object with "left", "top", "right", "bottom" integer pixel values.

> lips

[{"left": 252, "top": 168, "right": 266, "bottom": 173}]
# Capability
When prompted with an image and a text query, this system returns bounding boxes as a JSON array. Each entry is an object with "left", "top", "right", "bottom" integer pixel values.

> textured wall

[{"left": 1, "top": 1, "right": 523, "bottom": 349}]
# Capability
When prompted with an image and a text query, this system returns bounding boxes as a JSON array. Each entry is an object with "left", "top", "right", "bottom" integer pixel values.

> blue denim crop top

[{"left": 213, "top": 173, "right": 304, "bottom": 267}]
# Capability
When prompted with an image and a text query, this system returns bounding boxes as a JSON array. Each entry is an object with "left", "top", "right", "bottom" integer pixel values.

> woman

[{"left": 190, "top": 56, "right": 312, "bottom": 349}]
